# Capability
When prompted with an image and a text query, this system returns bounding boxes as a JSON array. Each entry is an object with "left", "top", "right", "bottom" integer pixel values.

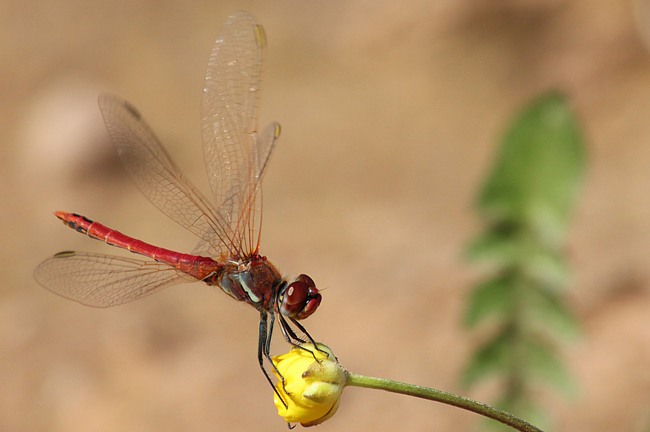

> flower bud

[{"left": 272, "top": 343, "right": 346, "bottom": 426}]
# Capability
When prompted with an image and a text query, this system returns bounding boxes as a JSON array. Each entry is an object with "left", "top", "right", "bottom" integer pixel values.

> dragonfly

[{"left": 34, "top": 11, "right": 322, "bottom": 402}]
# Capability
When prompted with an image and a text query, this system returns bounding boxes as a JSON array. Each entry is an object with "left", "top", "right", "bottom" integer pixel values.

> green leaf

[
  {"left": 461, "top": 92, "right": 585, "bottom": 427},
  {"left": 464, "top": 273, "right": 515, "bottom": 328},
  {"left": 522, "top": 248, "right": 570, "bottom": 289},
  {"left": 477, "top": 92, "right": 585, "bottom": 248},
  {"left": 465, "top": 222, "right": 520, "bottom": 267},
  {"left": 462, "top": 330, "right": 513, "bottom": 388},
  {"left": 524, "top": 339, "right": 576, "bottom": 396},
  {"left": 527, "top": 285, "right": 581, "bottom": 340}
]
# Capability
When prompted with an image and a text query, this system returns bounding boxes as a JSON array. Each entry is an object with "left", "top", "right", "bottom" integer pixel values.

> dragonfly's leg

[
  {"left": 277, "top": 315, "right": 325, "bottom": 363},
  {"left": 258, "top": 311, "right": 288, "bottom": 409},
  {"left": 290, "top": 317, "right": 318, "bottom": 346},
  {"left": 278, "top": 314, "right": 307, "bottom": 347},
  {"left": 290, "top": 317, "right": 328, "bottom": 360},
  {"left": 265, "top": 309, "right": 293, "bottom": 396},
  {"left": 264, "top": 309, "right": 275, "bottom": 356}
]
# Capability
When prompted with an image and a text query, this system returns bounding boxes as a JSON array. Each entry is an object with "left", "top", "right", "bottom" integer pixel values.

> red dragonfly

[{"left": 34, "top": 11, "right": 322, "bottom": 398}]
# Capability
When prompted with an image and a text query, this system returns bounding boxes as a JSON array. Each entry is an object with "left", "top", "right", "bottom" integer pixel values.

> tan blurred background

[{"left": 2, "top": 0, "right": 650, "bottom": 431}]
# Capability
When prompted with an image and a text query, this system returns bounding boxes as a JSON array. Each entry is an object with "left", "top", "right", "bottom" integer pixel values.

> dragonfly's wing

[
  {"left": 192, "top": 121, "right": 280, "bottom": 257},
  {"left": 255, "top": 122, "right": 281, "bottom": 185},
  {"left": 34, "top": 252, "right": 199, "bottom": 307},
  {"left": 99, "top": 93, "right": 229, "bottom": 259},
  {"left": 202, "top": 11, "right": 280, "bottom": 257}
]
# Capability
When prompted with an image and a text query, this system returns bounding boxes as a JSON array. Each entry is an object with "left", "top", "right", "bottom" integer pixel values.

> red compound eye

[
  {"left": 297, "top": 274, "right": 315, "bottom": 289},
  {"left": 279, "top": 274, "right": 321, "bottom": 319},
  {"left": 283, "top": 281, "right": 308, "bottom": 313}
]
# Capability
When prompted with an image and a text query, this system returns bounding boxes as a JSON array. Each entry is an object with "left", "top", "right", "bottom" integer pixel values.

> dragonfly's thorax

[{"left": 211, "top": 255, "right": 282, "bottom": 310}]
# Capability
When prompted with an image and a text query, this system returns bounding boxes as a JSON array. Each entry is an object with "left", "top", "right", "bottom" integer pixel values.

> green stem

[{"left": 346, "top": 373, "right": 543, "bottom": 432}]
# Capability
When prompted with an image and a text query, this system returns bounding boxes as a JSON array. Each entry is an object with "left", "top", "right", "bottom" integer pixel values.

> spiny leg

[
  {"left": 264, "top": 310, "right": 285, "bottom": 381},
  {"left": 290, "top": 317, "right": 324, "bottom": 354},
  {"left": 258, "top": 311, "right": 288, "bottom": 408},
  {"left": 278, "top": 313, "right": 307, "bottom": 347},
  {"left": 278, "top": 315, "right": 327, "bottom": 360},
  {"left": 265, "top": 309, "right": 294, "bottom": 396}
]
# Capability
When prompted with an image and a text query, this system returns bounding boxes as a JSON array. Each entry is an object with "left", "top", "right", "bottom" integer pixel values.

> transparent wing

[
  {"left": 202, "top": 11, "right": 280, "bottom": 257},
  {"left": 255, "top": 122, "right": 281, "bottom": 185},
  {"left": 99, "top": 93, "right": 230, "bottom": 258},
  {"left": 34, "top": 252, "right": 199, "bottom": 307},
  {"left": 192, "top": 121, "right": 280, "bottom": 257}
]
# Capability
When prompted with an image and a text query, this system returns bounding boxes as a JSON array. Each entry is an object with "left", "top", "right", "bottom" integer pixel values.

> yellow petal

[{"left": 272, "top": 343, "right": 346, "bottom": 426}]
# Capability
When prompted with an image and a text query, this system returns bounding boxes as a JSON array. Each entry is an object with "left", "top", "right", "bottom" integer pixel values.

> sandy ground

[{"left": 2, "top": 0, "right": 650, "bottom": 431}]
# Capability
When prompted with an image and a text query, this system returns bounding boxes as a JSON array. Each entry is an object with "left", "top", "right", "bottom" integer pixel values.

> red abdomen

[{"left": 55, "top": 212, "right": 222, "bottom": 281}]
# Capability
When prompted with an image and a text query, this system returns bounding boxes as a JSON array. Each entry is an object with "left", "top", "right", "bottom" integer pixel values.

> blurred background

[{"left": 2, "top": 0, "right": 650, "bottom": 431}]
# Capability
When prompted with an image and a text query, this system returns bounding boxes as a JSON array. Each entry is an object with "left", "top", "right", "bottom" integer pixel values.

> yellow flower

[{"left": 272, "top": 343, "right": 346, "bottom": 426}]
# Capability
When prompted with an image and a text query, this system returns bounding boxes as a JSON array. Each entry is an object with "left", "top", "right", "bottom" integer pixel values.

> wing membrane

[
  {"left": 202, "top": 11, "right": 280, "bottom": 256},
  {"left": 99, "top": 93, "right": 230, "bottom": 258},
  {"left": 34, "top": 252, "right": 198, "bottom": 307}
]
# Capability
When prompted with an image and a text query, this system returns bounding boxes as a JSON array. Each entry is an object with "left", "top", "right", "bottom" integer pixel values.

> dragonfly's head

[{"left": 278, "top": 274, "right": 321, "bottom": 320}]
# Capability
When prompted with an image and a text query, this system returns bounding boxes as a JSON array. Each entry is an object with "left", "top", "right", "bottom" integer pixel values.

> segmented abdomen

[{"left": 55, "top": 211, "right": 222, "bottom": 281}]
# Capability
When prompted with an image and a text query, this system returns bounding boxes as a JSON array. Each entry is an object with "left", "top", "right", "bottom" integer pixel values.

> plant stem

[{"left": 346, "top": 373, "right": 543, "bottom": 432}]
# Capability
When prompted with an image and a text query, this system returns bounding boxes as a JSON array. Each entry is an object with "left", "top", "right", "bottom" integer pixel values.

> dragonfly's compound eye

[
  {"left": 280, "top": 274, "right": 322, "bottom": 319},
  {"left": 296, "top": 273, "right": 315, "bottom": 289}
]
